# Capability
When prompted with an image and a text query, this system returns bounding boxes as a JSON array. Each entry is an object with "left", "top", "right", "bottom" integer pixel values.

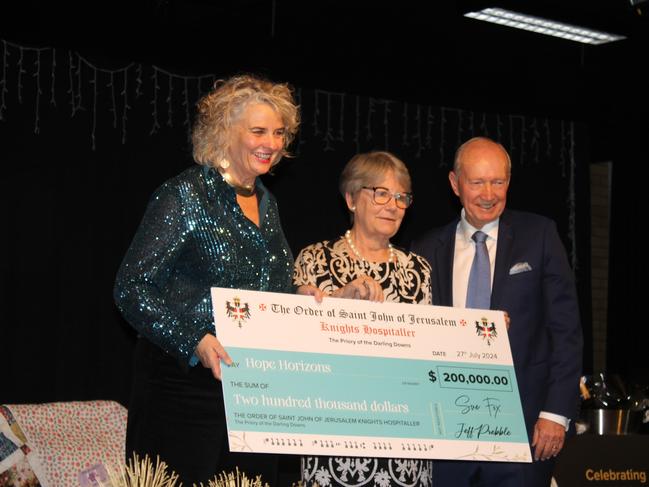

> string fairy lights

[
  {"left": 0, "top": 37, "right": 579, "bottom": 266},
  {"left": 0, "top": 37, "right": 576, "bottom": 170}
]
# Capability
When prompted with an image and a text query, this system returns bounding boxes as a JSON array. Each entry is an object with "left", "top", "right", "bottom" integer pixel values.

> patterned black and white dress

[{"left": 293, "top": 236, "right": 433, "bottom": 487}]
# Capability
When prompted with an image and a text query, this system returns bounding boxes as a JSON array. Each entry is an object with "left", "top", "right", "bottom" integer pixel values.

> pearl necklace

[{"left": 345, "top": 230, "right": 395, "bottom": 265}]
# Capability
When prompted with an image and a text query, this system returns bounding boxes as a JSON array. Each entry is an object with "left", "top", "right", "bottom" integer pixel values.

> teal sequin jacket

[{"left": 114, "top": 165, "right": 294, "bottom": 365}]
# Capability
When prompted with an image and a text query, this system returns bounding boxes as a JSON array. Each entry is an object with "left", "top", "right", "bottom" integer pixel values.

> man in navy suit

[{"left": 412, "top": 137, "right": 583, "bottom": 487}]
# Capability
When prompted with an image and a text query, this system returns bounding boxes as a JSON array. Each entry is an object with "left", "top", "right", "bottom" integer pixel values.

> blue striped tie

[{"left": 466, "top": 230, "right": 491, "bottom": 309}]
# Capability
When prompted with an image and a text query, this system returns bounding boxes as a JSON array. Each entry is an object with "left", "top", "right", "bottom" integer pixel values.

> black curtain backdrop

[
  {"left": 607, "top": 113, "right": 649, "bottom": 384},
  {"left": 0, "top": 40, "right": 592, "bottom": 406}
]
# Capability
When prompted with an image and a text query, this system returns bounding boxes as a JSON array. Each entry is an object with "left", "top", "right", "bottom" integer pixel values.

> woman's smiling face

[{"left": 227, "top": 103, "right": 286, "bottom": 184}]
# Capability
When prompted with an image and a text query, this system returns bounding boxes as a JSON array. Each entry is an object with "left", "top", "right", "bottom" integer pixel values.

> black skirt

[{"left": 126, "top": 337, "right": 279, "bottom": 486}]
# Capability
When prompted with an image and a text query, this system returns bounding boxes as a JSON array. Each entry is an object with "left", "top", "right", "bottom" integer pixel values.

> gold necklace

[{"left": 216, "top": 164, "right": 255, "bottom": 196}]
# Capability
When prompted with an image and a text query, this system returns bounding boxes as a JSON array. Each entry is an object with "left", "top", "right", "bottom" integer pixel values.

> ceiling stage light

[{"left": 464, "top": 7, "right": 626, "bottom": 45}]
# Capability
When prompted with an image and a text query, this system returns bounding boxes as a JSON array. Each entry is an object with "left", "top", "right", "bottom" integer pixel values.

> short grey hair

[{"left": 339, "top": 151, "right": 411, "bottom": 198}]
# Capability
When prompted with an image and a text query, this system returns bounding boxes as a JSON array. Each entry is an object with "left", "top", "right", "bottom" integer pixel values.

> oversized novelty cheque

[{"left": 211, "top": 287, "right": 531, "bottom": 462}]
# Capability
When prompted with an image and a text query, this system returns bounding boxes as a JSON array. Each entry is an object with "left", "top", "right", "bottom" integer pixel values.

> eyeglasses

[{"left": 361, "top": 186, "right": 413, "bottom": 209}]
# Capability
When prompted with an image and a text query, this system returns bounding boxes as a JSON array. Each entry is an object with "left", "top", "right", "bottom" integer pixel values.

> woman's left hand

[
  {"left": 195, "top": 334, "right": 232, "bottom": 381},
  {"left": 333, "top": 275, "right": 384, "bottom": 302}
]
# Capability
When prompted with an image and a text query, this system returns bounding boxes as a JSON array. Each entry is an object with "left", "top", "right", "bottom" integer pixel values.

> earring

[
  {"left": 350, "top": 206, "right": 356, "bottom": 212},
  {"left": 219, "top": 158, "right": 230, "bottom": 170}
]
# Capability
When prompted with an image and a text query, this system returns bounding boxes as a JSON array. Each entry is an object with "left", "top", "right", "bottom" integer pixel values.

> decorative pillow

[
  {"left": 3, "top": 401, "right": 127, "bottom": 487},
  {"left": 0, "top": 405, "right": 46, "bottom": 487}
]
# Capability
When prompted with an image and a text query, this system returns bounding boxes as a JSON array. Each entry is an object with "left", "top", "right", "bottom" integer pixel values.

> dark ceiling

[{"left": 2, "top": 0, "right": 648, "bottom": 158}]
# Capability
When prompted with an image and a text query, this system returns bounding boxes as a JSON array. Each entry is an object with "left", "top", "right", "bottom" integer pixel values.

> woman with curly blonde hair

[{"left": 114, "top": 74, "right": 300, "bottom": 485}]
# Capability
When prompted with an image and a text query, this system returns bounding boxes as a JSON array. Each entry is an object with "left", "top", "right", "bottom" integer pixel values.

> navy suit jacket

[{"left": 412, "top": 209, "right": 583, "bottom": 437}]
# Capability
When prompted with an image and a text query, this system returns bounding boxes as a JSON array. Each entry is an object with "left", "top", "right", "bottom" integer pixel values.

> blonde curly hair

[{"left": 192, "top": 74, "right": 300, "bottom": 167}]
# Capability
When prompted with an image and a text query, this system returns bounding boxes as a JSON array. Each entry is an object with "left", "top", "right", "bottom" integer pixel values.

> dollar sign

[{"left": 428, "top": 370, "right": 437, "bottom": 383}]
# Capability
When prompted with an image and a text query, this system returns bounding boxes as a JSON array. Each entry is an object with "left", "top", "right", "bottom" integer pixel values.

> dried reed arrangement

[
  {"left": 105, "top": 453, "right": 310, "bottom": 487},
  {"left": 106, "top": 453, "right": 180, "bottom": 487},
  {"left": 200, "top": 467, "right": 269, "bottom": 487}
]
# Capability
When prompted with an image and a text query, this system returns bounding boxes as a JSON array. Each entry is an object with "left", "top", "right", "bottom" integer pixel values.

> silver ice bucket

[{"left": 583, "top": 409, "right": 642, "bottom": 435}]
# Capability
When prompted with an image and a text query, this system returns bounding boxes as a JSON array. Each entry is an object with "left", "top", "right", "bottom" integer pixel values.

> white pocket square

[{"left": 509, "top": 262, "right": 532, "bottom": 275}]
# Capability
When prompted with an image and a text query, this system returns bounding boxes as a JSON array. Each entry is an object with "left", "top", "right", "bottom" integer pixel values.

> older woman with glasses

[{"left": 294, "top": 151, "right": 433, "bottom": 487}]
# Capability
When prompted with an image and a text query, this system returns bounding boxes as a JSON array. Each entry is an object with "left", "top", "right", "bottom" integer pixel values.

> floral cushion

[{"left": 1, "top": 401, "right": 127, "bottom": 487}]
